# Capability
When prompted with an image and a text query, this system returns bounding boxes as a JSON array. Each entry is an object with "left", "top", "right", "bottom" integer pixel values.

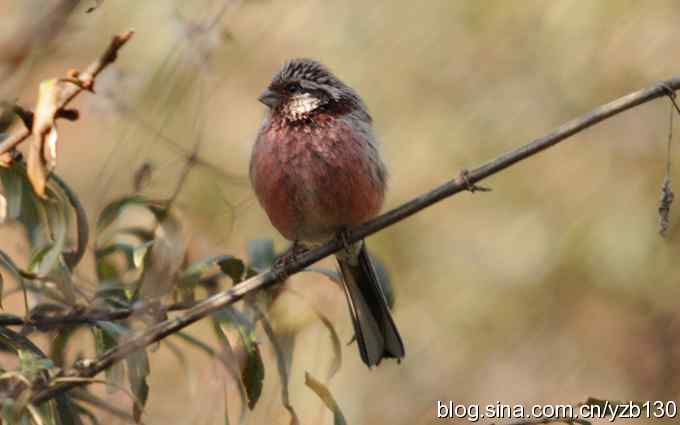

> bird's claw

[
  {"left": 336, "top": 228, "right": 353, "bottom": 255},
  {"left": 272, "top": 241, "right": 307, "bottom": 280}
]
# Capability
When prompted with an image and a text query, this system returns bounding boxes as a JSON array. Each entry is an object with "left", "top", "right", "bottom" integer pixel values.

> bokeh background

[{"left": 2, "top": 0, "right": 680, "bottom": 424}]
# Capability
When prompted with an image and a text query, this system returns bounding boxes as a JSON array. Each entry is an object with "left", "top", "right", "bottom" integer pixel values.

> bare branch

[
  {"left": 27, "top": 77, "right": 680, "bottom": 404},
  {"left": 0, "top": 300, "right": 199, "bottom": 329}
]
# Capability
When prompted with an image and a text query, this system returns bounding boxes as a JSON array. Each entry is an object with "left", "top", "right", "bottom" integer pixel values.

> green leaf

[
  {"left": 50, "top": 326, "right": 80, "bottom": 368},
  {"left": 254, "top": 308, "right": 299, "bottom": 424},
  {"left": 0, "top": 163, "right": 24, "bottom": 219},
  {"left": 126, "top": 349, "right": 149, "bottom": 422},
  {"left": 304, "top": 372, "right": 347, "bottom": 425},
  {"left": 96, "top": 195, "right": 166, "bottom": 235},
  {"left": 0, "top": 326, "right": 47, "bottom": 357},
  {"left": 92, "top": 322, "right": 127, "bottom": 392},
  {"left": 69, "top": 402, "right": 97, "bottom": 425},
  {"left": 53, "top": 393, "right": 85, "bottom": 425},
  {"left": 180, "top": 255, "right": 235, "bottom": 286},
  {"left": 212, "top": 309, "right": 264, "bottom": 411},
  {"left": 28, "top": 246, "right": 75, "bottom": 305},
  {"left": 246, "top": 239, "right": 276, "bottom": 272},
  {"left": 48, "top": 172, "right": 89, "bottom": 269},
  {"left": 236, "top": 325, "right": 264, "bottom": 410},
  {"left": 218, "top": 257, "right": 245, "bottom": 284},
  {"left": 40, "top": 185, "right": 69, "bottom": 271},
  {"left": 0, "top": 162, "right": 49, "bottom": 246},
  {"left": 0, "top": 249, "right": 29, "bottom": 311},
  {"left": 208, "top": 323, "right": 248, "bottom": 425},
  {"left": 95, "top": 240, "right": 154, "bottom": 271}
]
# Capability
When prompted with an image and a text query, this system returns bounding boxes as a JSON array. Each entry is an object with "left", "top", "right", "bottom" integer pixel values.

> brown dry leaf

[
  {"left": 0, "top": 192, "right": 6, "bottom": 223},
  {"left": 27, "top": 79, "right": 63, "bottom": 198},
  {"left": 0, "top": 152, "right": 11, "bottom": 167},
  {"left": 140, "top": 211, "right": 189, "bottom": 301}
]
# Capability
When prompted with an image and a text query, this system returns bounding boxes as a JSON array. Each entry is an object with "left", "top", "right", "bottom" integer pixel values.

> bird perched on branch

[{"left": 250, "top": 58, "right": 405, "bottom": 367}]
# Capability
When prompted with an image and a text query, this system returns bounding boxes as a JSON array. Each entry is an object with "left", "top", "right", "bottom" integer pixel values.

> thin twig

[
  {"left": 29, "top": 77, "right": 680, "bottom": 405},
  {"left": 0, "top": 300, "right": 201, "bottom": 328},
  {"left": 659, "top": 98, "right": 675, "bottom": 236},
  {"left": 0, "top": 30, "right": 135, "bottom": 158}
]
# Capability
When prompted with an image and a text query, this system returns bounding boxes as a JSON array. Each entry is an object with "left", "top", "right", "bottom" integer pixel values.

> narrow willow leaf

[
  {"left": 218, "top": 257, "right": 245, "bottom": 284},
  {"left": 70, "top": 403, "right": 98, "bottom": 425},
  {"left": 311, "top": 309, "right": 342, "bottom": 381},
  {"left": 246, "top": 240, "right": 276, "bottom": 272},
  {"left": 0, "top": 161, "right": 24, "bottom": 219},
  {"left": 92, "top": 322, "right": 127, "bottom": 392},
  {"left": 29, "top": 185, "right": 70, "bottom": 301},
  {"left": 50, "top": 326, "right": 80, "bottom": 368},
  {"left": 254, "top": 308, "right": 299, "bottom": 425},
  {"left": 126, "top": 349, "right": 150, "bottom": 422},
  {"left": 53, "top": 393, "right": 85, "bottom": 425},
  {"left": 209, "top": 323, "right": 247, "bottom": 425},
  {"left": 236, "top": 325, "right": 264, "bottom": 410},
  {"left": 304, "top": 372, "right": 347, "bottom": 425},
  {"left": 96, "top": 195, "right": 164, "bottom": 235},
  {"left": 178, "top": 255, "right": 236, "bottom": 302},
  {"left": 213, "top": 310, "right": 264, "bottom": 412},
  {"left": 0, "top": 251, "right": 29, "bottom": 313},
  {"left": 0, "top": 326, "right": 47, "bottom": 357},
  {"left": 285, "top": 288, "right": 343, "bottom": 380},
  {"left": 137, "top": 211, "right": 185, "bottom": 301},
  {"left": 25, "top": 404, "right": 46, "bottom": 425},
  {"left": 71, "top": 389, "right": 139, "bottom": 425},
  {"left": 49, "top": 172, "right": 89, "bottom": 269}
]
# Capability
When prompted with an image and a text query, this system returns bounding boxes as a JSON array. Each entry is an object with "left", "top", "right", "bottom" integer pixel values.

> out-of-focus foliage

[{"left": 0, "top": 152, "right": 346, "bottom": 423}]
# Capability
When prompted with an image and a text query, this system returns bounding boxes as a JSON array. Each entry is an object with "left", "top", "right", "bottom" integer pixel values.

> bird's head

[{"left": 259, "top": 58, "right": 368, "bottom": 122}]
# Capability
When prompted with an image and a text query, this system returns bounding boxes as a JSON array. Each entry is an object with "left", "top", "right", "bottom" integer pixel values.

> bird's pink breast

[{"left": 250, "top": 114, "right": 385, "bottom": 242}]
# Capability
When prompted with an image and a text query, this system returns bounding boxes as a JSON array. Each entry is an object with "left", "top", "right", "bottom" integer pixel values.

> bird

[{"left": 249, "top": 58, "right": 405, "bottom": 367}]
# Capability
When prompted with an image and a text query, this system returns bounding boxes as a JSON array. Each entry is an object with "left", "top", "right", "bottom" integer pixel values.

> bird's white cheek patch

[{"left": 287, "top": 93, "right": 321, "bottom": 120}]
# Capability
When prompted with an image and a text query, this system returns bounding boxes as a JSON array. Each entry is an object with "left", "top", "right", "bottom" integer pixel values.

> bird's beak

[{"left": 258, "top": 89, "right": 281, "bottom": 108}]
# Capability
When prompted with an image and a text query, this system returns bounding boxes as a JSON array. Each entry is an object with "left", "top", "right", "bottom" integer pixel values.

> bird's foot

[
  {"left": 336, "top": 228, "right": 352, "bottom": 253},
  {"left": 272, "top": 241, "right": 307, "bottom": 280}
]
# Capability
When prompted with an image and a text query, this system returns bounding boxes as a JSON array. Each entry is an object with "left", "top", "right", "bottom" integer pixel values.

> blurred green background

[{"left": 2, "top": 0, "right": 680, "bottom": 424}]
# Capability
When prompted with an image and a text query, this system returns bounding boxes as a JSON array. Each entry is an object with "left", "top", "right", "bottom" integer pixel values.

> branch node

[
  {"left": 457, "top": 169, "right": 492, "bottom": 193},
  {"left": 659, "top": 82, "right": 680, "bottom": 116}
]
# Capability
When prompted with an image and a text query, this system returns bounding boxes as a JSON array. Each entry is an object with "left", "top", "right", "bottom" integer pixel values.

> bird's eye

[{"left": 285, "top": 82, "right": 303, "bottom": 93}]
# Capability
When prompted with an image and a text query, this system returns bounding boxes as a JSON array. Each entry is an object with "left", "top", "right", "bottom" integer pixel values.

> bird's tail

[{"left": 336, "top": 241, "right": 405, "bottom": 367}]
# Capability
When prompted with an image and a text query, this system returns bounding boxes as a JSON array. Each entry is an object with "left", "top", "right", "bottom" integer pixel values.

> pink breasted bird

[{"left": 249, "top": 58, "right": 404, "bottom": 367}]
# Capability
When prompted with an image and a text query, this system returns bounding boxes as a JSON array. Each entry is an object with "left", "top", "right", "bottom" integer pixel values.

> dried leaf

[
  {"left": 139, "top": 211, "right": 186, "bottom": 301},
  {"left": 0, "top": 192, "right": 5, "bottom": 224},
  {"left": 304, "top": 372, "right": 346, "bottom": 425},
  {"left": 255, "top": 308, "right": 299, "bottom": 425},
  {"left": 28, "top": 79, "right": 63, "bottom": 198}
]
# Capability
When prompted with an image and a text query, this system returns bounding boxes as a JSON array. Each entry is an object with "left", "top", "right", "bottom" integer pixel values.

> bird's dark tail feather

[{"left": 336, "top": 241, "right": 405, "bottom": 367}]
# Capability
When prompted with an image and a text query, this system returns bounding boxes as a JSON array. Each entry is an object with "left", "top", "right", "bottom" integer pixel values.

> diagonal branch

[{"left": 30, "top": 77, "right": 680, "bottom": 405}]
